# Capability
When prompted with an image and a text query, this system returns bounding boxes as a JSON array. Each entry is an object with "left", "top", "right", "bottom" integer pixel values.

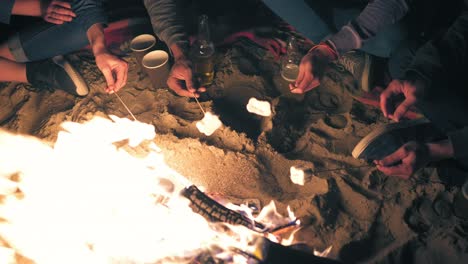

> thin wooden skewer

[
  {"left": 114, "top": 92, "right": 137, "bottom": 121},
  {"left": 191, "top": 92, "right": 206, "bottom": 115}
]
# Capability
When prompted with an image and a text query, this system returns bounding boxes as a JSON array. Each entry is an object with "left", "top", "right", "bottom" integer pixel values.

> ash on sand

[{"left": 1, "top": 39, "right": 467, "bottom": 264}]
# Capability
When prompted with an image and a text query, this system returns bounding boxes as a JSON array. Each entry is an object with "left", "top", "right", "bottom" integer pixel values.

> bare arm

[
  {"left": 11, "top": 0, "right": 42, "bottom": 16},
  {"left": 375, "top": 139, "right": 455, "bottom": 179},
  {"left": 87, "top": 23, "right": 107, "bottom": 58},
  {"left": 87, "top": 23, "right": 128, "bottom": 93},
  {"left": 11, "top": 0, "right": 76, "bottom": 24}
]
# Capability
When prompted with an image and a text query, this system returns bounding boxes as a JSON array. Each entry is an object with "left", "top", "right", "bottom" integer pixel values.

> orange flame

[{"left": 0, "top": 115, "right": 302, "bottom": 264}]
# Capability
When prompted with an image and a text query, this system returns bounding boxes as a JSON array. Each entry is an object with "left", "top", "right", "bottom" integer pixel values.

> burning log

[{"left": 181, "top": 185, "right": 266, "bottom": 232}]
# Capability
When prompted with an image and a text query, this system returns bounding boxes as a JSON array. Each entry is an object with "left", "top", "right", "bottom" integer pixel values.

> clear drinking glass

[{"left": 281, "top": 36, "right": 301, "bottom": 82}]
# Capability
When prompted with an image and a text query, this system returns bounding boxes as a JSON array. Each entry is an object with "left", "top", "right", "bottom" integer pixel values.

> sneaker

[
  {"left": 336, "top": 50, "right": 373, "bottom": 92},
  {"left": 26, "top": 55, "right": 89, "bottom": 96},
  {"left": 352, "top": 118, "right": 437, "bottom": 161}
]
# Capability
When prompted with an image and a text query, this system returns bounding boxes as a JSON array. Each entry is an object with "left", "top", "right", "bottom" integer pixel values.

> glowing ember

[
  {"left": 0, "top": 115, "right": 300, "bottom": 264},
  {"left": 196, "top": 111, "right": 223, "bottom": 136},
  {"left": 246, "top": 98, "right": 271, "bottom": 117}
]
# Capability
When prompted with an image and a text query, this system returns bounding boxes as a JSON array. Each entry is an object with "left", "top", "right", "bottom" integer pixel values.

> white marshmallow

[
  {"left": 196, "top": 112, "right": 222, "bottom": 136},
  {"left": 246, "top": 98, "right": 271, "bottom": 117},
  {"left": 290, "top": 166, "right": 316, "bottom": 186}
]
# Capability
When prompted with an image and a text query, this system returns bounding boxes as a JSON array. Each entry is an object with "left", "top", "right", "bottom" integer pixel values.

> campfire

[{"left": 0, "top": 114, "right": 332, "bottom": 264}]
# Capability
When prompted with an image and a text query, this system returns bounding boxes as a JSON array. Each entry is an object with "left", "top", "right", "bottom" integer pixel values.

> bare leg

[
  {"left": 0, "top": 43, "right": 27, "bottom": 83},
  {"left": 0, "top": 59, "right": 27, "bottom": 83},
  {"left": 11, "top": 0, "right": 42, "bottom": 17}
]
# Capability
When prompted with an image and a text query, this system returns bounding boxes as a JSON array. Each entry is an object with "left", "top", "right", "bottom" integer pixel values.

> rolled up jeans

[{"left": 4, "top": 0, "right": 107, "bottom": 62}]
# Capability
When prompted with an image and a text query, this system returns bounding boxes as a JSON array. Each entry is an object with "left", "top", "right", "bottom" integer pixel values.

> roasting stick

[
  {"left": 114, "top": 92, "right": 137, "bottom": 121},
  {"left": 191, "top": 92, "right": 206, "bottom": 115},
  {"left": 311, "top": 164, "right": 374, "bottom": 174}
]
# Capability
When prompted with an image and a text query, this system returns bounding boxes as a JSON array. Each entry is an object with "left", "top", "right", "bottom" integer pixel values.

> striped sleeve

[{"left": 328, "top": 0, "right": 409, "bottom": 55}]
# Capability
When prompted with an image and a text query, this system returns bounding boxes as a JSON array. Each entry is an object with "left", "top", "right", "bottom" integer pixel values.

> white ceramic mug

[
  {"left": 130, "top": 34, "right": 157, "bottom": 72},
  {"left": 142, "top": 50, "right": 170, "bottom": 89}
]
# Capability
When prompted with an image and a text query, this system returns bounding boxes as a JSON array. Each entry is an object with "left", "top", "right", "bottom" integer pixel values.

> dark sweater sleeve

[
  {"left": 449, "top": 127, "right": 468, "bottom": 166},
  {"left": 404, "top": 1, "right": 468, "bottom": 99},
  {"left": 143, "top": 0, "right": 189, "bottom": 50},
  {"left": 73, "top": 0, "right": 108, "bottom": 32},
  {"left": 0, "top": 0, "right": 15, "bottom": 24},
  {"left": 327, "top": 0, "right": 409, "bottom": 54},
  {"left": 404, "top": 1, "right": 468, "bottom": 164}
]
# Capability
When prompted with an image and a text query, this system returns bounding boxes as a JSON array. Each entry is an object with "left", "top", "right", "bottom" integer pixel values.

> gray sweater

[
  {"left": 143, "top": 0, "right": 410, "bottom": 54},
  {"left": 328, "top": 0, "right": 409, "bottom": 54},
  {"left": 143, "top": 0, "right": 189, "bottom": 52}
]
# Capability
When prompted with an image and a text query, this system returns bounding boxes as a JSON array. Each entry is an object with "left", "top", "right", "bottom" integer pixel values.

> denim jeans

[
  {"left": 5, "top": 0, "right": 107, "bottom": 62},
  {"left": 0, "top": 0, "right": 15, "bottom": 24},
  {"left": 261, "top": 0, "right": 408, "bottom": 58}
]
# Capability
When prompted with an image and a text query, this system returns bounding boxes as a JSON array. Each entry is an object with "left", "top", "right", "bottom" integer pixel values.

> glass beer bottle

[
  {"left": 191, "top": 14, "right": 215, "bottom": 87},
  {"left": 281, "top": 35, "right": 301, "bottom": 82}
]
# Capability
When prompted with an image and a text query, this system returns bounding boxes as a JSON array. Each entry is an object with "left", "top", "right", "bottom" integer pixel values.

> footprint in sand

[
  {"left": 405, "top": 194, "right": 455, "bottom": 234},
  {"left": 267, "top": 67, "right": 355, "bottom": 154},
  {"left": 324, "top": 115, "right": 348, "bottom": 129},
  {"left": 0, "top": 83, "right": 30, "bottom": 124},
  {"left": 266, "top": 97, "right": 312, "bottom": 153},
  {"left": 167, "top": 97, "right": 204, "bottom": 121},
  {"left": 304, "top": 66, "right": 354, "bottom": 115}
]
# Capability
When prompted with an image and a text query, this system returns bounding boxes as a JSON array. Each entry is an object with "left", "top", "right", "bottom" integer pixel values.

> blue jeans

[
  {"left": 0, "top": 0, "right": 15, "bottom": 24},
  {"left": 4, "top": 0, "right": 107, "bottom": 62},
  {"left": 261, "top": 0, "right": 408, "bottom": 58}
]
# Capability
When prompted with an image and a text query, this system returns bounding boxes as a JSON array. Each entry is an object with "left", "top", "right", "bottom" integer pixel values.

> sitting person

[
  {"left": 260, "top": 0, "right": 468, "bottom": 179},
  {"left": 344, "top": 0, "right": 468, "bottom": 180},
  {"left": 0, "top": 0, "right": 128, "bottom": 96},
  {"left": 142, "top": 0, "right": 435, "bottom": 97},
  {"left": 143, "top": 0, "right": 206, "bottom": 98},
  {"left": 261, "top": 0, "right": 465, "bottom": 95}
]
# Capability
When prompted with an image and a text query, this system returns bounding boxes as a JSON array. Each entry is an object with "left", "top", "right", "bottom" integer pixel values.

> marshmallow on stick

[
  {"left": 196, "top": 111, "right": 222, "bottom": 136},
  {"left": 290, "top": 166, "right": 315, "bottom": 186},
  {"left": 246, "top": 98, "right": 272, "bottom": 117}
]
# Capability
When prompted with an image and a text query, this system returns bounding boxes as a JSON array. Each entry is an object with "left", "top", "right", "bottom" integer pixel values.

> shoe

[
  {"left": 336, "top": 50, "right": 373, "bottom": 92},
  {"left": 26, "top": 55, "right": 89, "bottom": 96},
  {"left": 352, "top": 118, "right": 436, "bottom": 161}
]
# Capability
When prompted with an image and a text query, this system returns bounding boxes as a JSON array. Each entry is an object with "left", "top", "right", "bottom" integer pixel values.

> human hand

[
  {"left": 380, "top": 79, "right": 425, "bottom": 122},
  {"left": 95, "top": 52, "right": 128, "bottom": 93},
  {"left": 42, "top": 0, "right": 76, "bottom": 24},
  {"left": 375, "top": 141, "right": 431, "bottom": 179},
  {"left": 166, "top": 58, "right": 206, "bottom": 98},
  {"left": 290, "top": 44, "right": 337, "bottom": 94}
]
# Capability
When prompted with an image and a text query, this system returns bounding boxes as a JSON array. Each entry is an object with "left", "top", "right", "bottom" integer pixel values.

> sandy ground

[{"left": 1, "top": 30, "right": 468, "bottom": 263}]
